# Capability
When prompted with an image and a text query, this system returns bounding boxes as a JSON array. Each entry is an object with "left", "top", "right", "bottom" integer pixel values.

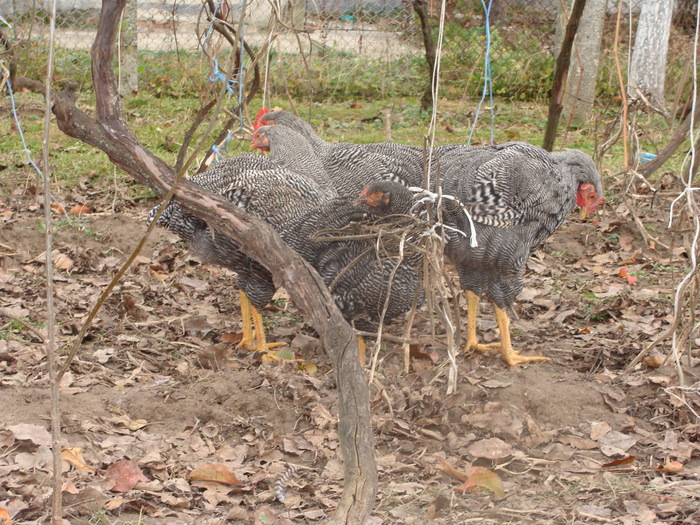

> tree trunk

[
  {"left": 542, "top": 0, "right": 587, "bottom": 151},
  {"left": 412, "top": 0, "right": 436, "bottom": 112},
  {"left": 628, "top": 0, "right": 674, "bottom": 111},
  {"left": 119, "top": 0, "right": 138, "bottom": 95},
  {"left": 51, "top": 1, "right": 377, "bottom": 522},
  {"left": 285, "top": 0, "right": 306, "bottom": 31},
  {"left": 562, "top": 0, "right": 606, "bottom": 124},
  {"left": 673, "top": 0, "right": 698, "bottom": 35}
]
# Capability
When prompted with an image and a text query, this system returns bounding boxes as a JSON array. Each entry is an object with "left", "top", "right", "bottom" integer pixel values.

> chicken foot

[
  {"left": 465, "top": 290, "right": 549, "bottom": 367},
  {"left": 236, "top": 291, "right": 285, "bottom": 357}
]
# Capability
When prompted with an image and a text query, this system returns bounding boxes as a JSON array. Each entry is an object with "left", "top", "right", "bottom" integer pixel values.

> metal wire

[{"left": 468, "top": 0, "right": 495, "bottom": 146}]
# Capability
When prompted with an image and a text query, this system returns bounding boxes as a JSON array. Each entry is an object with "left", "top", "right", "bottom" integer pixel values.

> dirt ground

[{"left": 1, "top": 168, "right": 699, "bottom": 524}]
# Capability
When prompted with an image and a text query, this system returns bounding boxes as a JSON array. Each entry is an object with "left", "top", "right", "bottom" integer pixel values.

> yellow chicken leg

[
  {"left": 492, "top": 305, "right": 549, "bottom": 366},
  {"left": 251, "top": 303, "right": 285, "bottom": 358},
  {"left": 466, "top": 291, "right": 501, "bottom": 354},
  {"left": 236, "top": 290, "right": 254, "bottom": 350},
  {"left": 465, "top": 290, "right": 548, "bottom": 366},
  {"left": 357, "top": 336, "right": 366, "bottom": 366}
]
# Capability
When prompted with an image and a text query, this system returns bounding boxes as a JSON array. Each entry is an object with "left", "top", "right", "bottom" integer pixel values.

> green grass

[
  {"left": 0, "top": 68, "right": 686, "bottom": 208},
  {"left": 0, "top": 320, "right": 35, "bottom": 342}
]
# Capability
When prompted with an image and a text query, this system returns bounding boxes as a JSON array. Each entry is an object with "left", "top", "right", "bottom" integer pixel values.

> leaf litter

[{"left": 0, "top": 178, "right": 699, "bottom": 524}]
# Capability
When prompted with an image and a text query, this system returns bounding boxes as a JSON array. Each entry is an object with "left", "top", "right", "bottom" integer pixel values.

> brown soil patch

[{"left": 1, "top": 177, "right": 699, "bottom": 524}]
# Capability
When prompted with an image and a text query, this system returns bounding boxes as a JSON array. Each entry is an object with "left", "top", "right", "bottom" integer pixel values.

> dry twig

[{"left": 310, "top": 187, "right": 466, "bottom": 392}]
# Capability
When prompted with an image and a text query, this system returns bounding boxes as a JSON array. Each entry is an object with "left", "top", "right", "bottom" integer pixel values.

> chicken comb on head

[{"left": 253, "top": 108, "right": 270, "bottom": 130}]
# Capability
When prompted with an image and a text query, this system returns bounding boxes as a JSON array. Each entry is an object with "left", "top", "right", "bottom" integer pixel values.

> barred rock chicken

[
  {"left": 254, "top": 108, "right": 479, "bottom": 190},
  {"left": 148, "top": 147, "right": 336, "bottom": 357},
  {"left": 253, "top": 109, "right": 423, "bottom": 193},
  {"left": 281, "top": 180, "right": 423, "bottom": 363},
  {"left": 438, "top": 142, "right": 603, "bottom": 366}
]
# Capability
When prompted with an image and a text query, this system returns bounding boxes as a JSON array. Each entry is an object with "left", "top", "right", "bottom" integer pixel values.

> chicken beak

[
  {"left": 250, "top": 132, "right": 270, "bottom": 152},
  {"left": 579, "top": 206, "right": 587, "bottom": 220}
]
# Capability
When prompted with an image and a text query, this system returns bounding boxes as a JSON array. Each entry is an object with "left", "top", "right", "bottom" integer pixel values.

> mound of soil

[{"left": 1, "top": 177, "right": 698, "bottom": 524}]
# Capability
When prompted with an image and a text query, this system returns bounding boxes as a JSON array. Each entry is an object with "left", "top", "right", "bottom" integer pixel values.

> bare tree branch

[
  {"left": 542, "top": 0, "right": 586, "bottom": 151},
  {"left": 412, "top": 0, "right": 437, "bottom": 112},
  {"left": 51, "top": 0, "right": 377, "bottom": 521},
  {"left": 639, "top": 101, "right": 700, "bottom": 178}
]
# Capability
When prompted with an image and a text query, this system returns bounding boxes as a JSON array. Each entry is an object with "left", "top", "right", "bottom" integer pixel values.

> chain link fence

[{"left": 1, "top": 0, "right": 691, "bottom": 102}]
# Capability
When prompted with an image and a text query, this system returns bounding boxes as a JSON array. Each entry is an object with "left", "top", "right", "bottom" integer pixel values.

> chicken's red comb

[{"left": 253, "top": 108, "right": 269, "bottom": 130}]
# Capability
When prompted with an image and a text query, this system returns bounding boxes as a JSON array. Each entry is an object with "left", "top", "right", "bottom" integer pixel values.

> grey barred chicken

[
  {"left": 253, "top": 109, "right": 424, "bottom": 193},
  {"left": 249, "top": 120, "right": 426, "bottom": 362},
  {"left": 148, "top": 148, "right": 336, "bottom": 357},
  {"left": 438, "top": 142, "right": 604, "bottom": 366},
  {"left": 254, "top": 108, "right": 479, "bottom": 190},
  {"left": 281, "top": 180, "right": 424, "bottom": 363}
]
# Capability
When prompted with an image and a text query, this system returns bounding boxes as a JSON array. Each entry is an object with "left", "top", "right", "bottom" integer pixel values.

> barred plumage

[
  {"left": 149, "top": 137, "right": 337, "bottom": 354},
  {"left": 274, "top": 464, "right": 300, "bottom": 503},
  {"left": 150, "top": 144, "right": 422, "bottom": 355},
  {"left": 251, "top": 117, "right": 426, "bottom": 330},
  {"left": 280, "top": 180, "right": 424, "bottom": 332},
  {"left": 437, "top": 141, "right": 604, "bottom": 366},
  {"left": 254, "top": 110, "right": 424, "bottom": 194},
  {"left": 255, "top": 109, "right": 496, "bottom": 192}
]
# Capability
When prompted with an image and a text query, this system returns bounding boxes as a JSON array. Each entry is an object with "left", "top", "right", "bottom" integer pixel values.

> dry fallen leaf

[
  {"left": 105, "top": 459, "right": 148, "bottom": 492},
  {"left": 0, "top": 507, "right": 11, "bottom": 525},
  {"left": 590, "top": 421, "right": 611, "bottom": 441},
  {"left": 62, "top": 480, "right": 80, "bottom": 495},
  {"left": 466, "top": 437, "right": 513, "bottom": 460},
  {"left": 104, "top": 496, "right": 125, "bottom": 511},
  {"left": 602, "top": 456, "right": 636, "bottom": 468},
  {"left": 619, "top": 249, "right": 641, "bottom": 265},
  {"left": 220, "top": 331, "right": 243, "bottom": 344},
  {"left": 656, "top": 460, "right": 683, "bottom": 474},
  {"left": 409, "top": 344, "right": 439, "bottom": 364},
  {"left": 62, "top": 447, "right": 95, "bottom": 473},
  {"left": 437, "top": 457, "right": 469, "bottom": 482},
  {"left": 68, "top": 204, "right": 91, "bottom": 215},
  {"left": 52, "top": 251, "right": 74, "bottom": 270},
  {"left": 8, "top": 423, "right": 51, "bottom": 446},
  {"left": 296, "top": 360, "right": 318, "bottom": 375},
  {"left": 643, "top": 353, "right": 665, "bottom": 368},
  {"left": 598, "top": 431, "right": 637, "bottom": 457},
  {"left": 50, "top": 202, "right": 66, "bottom": 214},
  {"left": 149, "top": 263, "right": 169, "bottom": 280},
  {"left": 458, "top": 466, "right": 505, "bottom": 499},
  {"left": 103, "top": 414, "right": 149, "bottom": 431},
  {"left": 189, "top": 464, "right": 241, "bottom": 486}
]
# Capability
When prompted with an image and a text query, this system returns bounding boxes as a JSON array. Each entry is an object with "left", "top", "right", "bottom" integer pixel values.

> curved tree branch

[
  {"left": 51, "top": 0, "right": 376, "bottom": 522},
  {"left": 542, "top": 0, "right": 587, "bottom": 151}
]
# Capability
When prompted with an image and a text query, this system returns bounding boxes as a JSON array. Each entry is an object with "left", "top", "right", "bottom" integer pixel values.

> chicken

[
  {"left": 252, "top": 109, "right": 423, "bottom": 194},
  {"left": 438, "top": 142, "right": 603, "bottom": 366},
  {"left": 280, "top": 180, "right": 424, "bottom": 363},
  {"left": 254, "top": 108, "right": 482, "bottom": 191},
  {"left": 148, "top": 148, "right": 336, "bottom": 358},
  {"left": 150, "top": 140, "right": 422, "bottom": 363}
]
